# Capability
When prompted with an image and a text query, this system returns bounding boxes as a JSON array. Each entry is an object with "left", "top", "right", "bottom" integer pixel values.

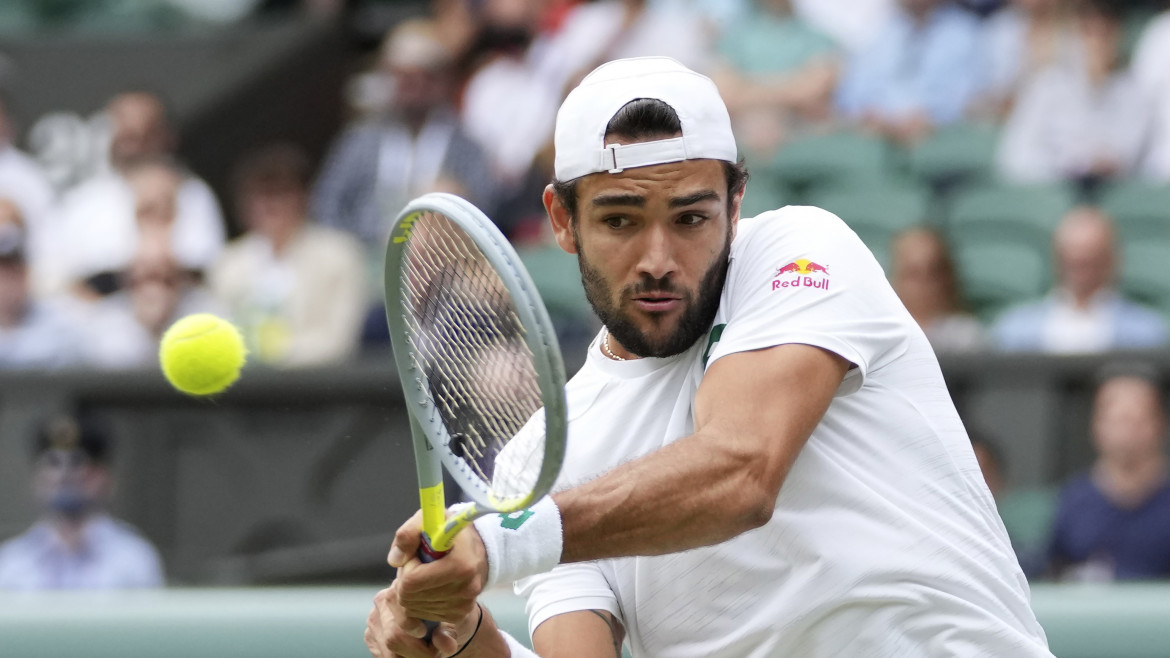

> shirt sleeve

[
  {"left": 514, "top": 561, "right": 621, "bottom": 640},
  {"left": 707, "top": 206, "right": 912, "bottom": 395}
]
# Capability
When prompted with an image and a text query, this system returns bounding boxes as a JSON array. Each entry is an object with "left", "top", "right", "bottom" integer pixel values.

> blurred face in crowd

[
  {"left": 1054, "top": 208, "right": 1114, "bottom": 301},
  {"left": 128, "top": 161, "right": 181, "bottom": 235},
  {"left": 1079, "top": 9, "right": 1122, "bottom": 78},
  {"left": 108, "top": 93, "right": 173, "bottom": 171},
  {"left": 34, "top": 448, "right": 110, "bottom": 521},
  {"left": 1092, "top": 376, "right": 1166, "bottom": 468},
  {"left": 899, "top": 0, "right": 938, "bottom": 19},
  {"left": 892, "top": 228, "right": 956, "bottom": 318},
  {"left": 381, "top": 22, "right": 453, "bottom": 122},
  {"left": 126, "top": 238, "right": 185, "bottom": 335},
  {"left": 242, "top": 181, "right": 307, "bottom": 248},
  {"left": 547, "top": 156, "right": 739, "bottom": 358}
]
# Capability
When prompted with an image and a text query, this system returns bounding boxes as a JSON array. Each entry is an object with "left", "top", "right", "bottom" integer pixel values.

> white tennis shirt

[{"left": 515, "top": 206, "right": 1052, "bottom": 657}]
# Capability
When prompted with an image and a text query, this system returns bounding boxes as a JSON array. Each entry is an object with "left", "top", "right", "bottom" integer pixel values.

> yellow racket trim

[
  {"left": 420, "top": 483, "right": 446, "bottom": 544},
  {"left": 428, "top": 492, "right": 538, "bottom": 552}
]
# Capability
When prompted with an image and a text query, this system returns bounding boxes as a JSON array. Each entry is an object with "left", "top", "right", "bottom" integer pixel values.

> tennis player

[{"left": 366, "top": 56, "right": 1054, "bottom": 657}]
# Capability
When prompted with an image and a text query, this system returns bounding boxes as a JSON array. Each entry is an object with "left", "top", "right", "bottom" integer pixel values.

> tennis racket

[{"left": 383, "top": 192, "right": 568, "bottom": 590}]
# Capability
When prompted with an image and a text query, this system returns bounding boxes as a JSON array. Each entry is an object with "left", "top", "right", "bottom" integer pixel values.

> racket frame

[{"left": 384, "top": 192, "right": 567, "bottom": 553}]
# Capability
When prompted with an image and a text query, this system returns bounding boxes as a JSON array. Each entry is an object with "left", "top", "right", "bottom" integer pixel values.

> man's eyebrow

[
  {"left": 591, "top": 193, "right": 645, "bottom": 208},
  {"left": 670, "top": 190, "right": 720, "bottom": 208}
]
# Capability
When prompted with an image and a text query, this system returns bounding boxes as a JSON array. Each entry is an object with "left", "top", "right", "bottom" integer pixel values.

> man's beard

[{"left": 577, "top": 231, "right": 731, "bottom": 358}]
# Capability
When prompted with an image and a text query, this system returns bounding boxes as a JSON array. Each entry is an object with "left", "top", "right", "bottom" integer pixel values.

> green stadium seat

[
  {"left": 806, "top": 181, "right": 931, "bottom": 271},
  {"left": 766, "top": 131, "right": 893, "bottom": 192},
  {"left": 1119, "top": 240, "right": 1170, "bottom": 315},
  {"left": 739, "top": 172, "right": 793, "bottom": 218},
  {"left": 907, "top": 122, "right": 999, "bottom": 185},
  {"left": 515, "top": 245, "right": 592, "bottom": 325},
  {"left": 997, "top": 486, "right": 1058, "bottom": 558},
  {"left": 947, "top": 183, "right": 1077, "bottom": 251},
  {"left": 1098, "top": 182, "right": 1170, "bottom": 243},
  {"left": 953, "top": 241, "right": 1050, "bottom": 320}
]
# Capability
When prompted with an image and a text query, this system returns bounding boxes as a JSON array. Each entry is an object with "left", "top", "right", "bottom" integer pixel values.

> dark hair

[
  {"left": 552, "top": 98, "right": 748, "bottom": 219},
  {"left": 232, "top": 142, "right": 312, "bottom": 198},
  {"left": 33, "top": 414, "right": 112, "bottom": 465}
]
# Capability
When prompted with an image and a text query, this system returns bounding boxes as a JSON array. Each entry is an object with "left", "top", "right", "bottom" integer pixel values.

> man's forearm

[{"left": 554, "top": 426, "right": 779, "bottom": 564}]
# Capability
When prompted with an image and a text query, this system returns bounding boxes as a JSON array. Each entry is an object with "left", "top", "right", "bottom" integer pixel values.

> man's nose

[{"left": 636, "top": 225, "right": 678, "bottom": 281}]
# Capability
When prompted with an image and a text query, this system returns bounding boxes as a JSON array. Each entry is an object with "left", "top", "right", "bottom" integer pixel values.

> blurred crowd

[
  {"left": 2, "top": 0, "right": 1170, "bottom": 375},
  {"left": 3, "top": 0, "right": 1170, "bottom": 588}
]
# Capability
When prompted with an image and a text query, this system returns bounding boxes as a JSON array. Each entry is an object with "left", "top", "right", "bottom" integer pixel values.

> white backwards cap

[{"left": 553, "top": 56, "right": 738, "bottom": 181}]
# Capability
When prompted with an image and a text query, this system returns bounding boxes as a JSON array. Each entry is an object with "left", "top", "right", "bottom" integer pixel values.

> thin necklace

[{"left": 602, "top": 329, "right": 627, "bottom": 361}]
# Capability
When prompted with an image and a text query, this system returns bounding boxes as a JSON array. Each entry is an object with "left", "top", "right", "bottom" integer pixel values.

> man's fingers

[
  {"left": 431, "top": 623, "right": 459, "bottom": 656},
  {"left": 390, "top": 510, "right": 425, "bottom": 567}
]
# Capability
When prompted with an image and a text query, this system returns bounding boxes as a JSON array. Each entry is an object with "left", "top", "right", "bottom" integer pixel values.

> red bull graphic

[{"left": 771, "top": 259, "right": 830, "bottom": 291}]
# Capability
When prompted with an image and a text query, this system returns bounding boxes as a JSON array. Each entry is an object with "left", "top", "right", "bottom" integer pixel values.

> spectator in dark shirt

[{"left": 1046, "top": 368, "right": 1170, "bottom": 581}]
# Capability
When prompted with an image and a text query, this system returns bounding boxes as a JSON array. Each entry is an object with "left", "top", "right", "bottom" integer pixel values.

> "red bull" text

[{"left": 771, "top": 259, "right": 830, "bottom": 292}]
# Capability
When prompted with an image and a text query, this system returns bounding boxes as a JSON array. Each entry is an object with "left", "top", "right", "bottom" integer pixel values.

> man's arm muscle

[
  {"left": 555, "top": 343, "right": 849, "bottom": 563},
  {"left": 533, "top": 610, "right": 625, "bottom": 658}
]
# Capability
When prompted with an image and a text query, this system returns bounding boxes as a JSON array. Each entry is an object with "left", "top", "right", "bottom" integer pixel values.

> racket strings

[{"left": 400, "top": 210, "right": 546, "bottom": 498}]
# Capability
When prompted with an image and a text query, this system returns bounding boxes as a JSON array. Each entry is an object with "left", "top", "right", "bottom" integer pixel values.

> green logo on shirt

[
  {"left": 703, "top": 324, "right": 726, "bottom": 366},
  {"left": 500, "top": 509, "right": 534, "bottom": 530}
]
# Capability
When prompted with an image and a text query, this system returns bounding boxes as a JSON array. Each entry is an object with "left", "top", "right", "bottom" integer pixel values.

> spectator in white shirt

[
  {"left": 1131, "top": 3, "right": 1170, "bottom": 181},
  {"left": 48, "top": 91, "right": 225, "bottom": 295},
  {"left": 996, "top": 1, "right": 1153, "bottom": 184},
  {"left": 0, "top": 199, "right": 81, "bottom": 369},
  {"left": 0, "top": 414, "right": 164, "bottom": 590},
  {"left": 0, "top": 92, "right": 55, "bottom": 276}
]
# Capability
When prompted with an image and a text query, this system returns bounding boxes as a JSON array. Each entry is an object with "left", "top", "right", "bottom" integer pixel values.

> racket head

[{"left": 384, "top": 193, "right": 568, "bottom": 536}]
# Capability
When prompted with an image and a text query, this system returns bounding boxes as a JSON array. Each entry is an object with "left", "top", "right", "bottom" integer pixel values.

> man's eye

[
  {"left": 604, "top": 216, "right": 630, "bottom": 229},
  {"left": 679, "top": 214, "right": 707, "bottom": 226}
]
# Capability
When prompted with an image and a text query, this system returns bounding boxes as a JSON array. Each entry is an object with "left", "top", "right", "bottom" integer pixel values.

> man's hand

[
  {"left": 388, "top": 511, "right": 490, "bottom": 629},
  {"left": 364, "top": 583, "right": 481, "bottom": 657}
]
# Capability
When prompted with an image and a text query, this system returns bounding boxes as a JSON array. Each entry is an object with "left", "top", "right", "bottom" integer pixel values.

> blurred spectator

[
  {"left": 459, "top": 0, "right": 563, "bottom": 191},
  {"left": 891, "top": 227, "right": 988, "bottom": 353},
  {"left": 0, "top": 91, "right": 55, "bottom": 272},
  {"left": 835, "top": 0, "right": 986, "bottom": 145},
  {"left": 48, "top": 91, "right": 224, "bottom": 294},
  {"left": 0, "top": 414, "right": 164, "bottom": 589},
  {"left": 997, "top": 0, "right": 1152, "bottom": 184},
  {"left": 0, "top": 200, "right": 81, "bottom": 369},
  {"left": 540, "top": 0, "right": 712, "bottom": 85},
  {"left": 710, "top": 0, "right": 840, "bottom": 161},
  {"left": 992, "top": 207, "right": 1168, "bottom": 353},
  {"left": 791, "top": 0, "right": 895, "bottom": 53},
  {"left": 1132, "top": 3, "right": 1170, "bottom": 180},
  {"left": 312, "top": 18, "right": 497, "bottom": 245},
  {"left": 1046, "top": 368, "right": 1170, "bottom": 581},
  {"left": 212, "top": 143, "right": 365, "bottom": 367},
  {"left": 975, "top": 0, "right": 1081, "bottom": 119},
  {"left": 80, "top": 232, "right": 221, "bottom": 369}
]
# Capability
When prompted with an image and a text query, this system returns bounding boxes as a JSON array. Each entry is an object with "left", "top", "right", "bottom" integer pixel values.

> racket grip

[{"left": 417, "top": 532, "right": 449, "bottom": 642}]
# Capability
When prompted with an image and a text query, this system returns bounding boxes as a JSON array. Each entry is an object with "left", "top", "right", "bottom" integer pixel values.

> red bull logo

[{"left": 772, "top": 259, "right": 830, "bottom": 291}]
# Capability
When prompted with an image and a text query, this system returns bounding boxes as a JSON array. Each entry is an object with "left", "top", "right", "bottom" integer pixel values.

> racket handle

[{"left": 417, "top": 532, "right": 449, "bottom": 642}]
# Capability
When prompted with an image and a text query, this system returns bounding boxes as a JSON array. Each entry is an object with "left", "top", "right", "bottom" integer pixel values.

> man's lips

[{"left": 632, "top": 295, "right": 681, "bottom": 312}]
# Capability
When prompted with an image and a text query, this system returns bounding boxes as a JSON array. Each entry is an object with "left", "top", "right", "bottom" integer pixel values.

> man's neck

[{"left": 50, "top": 514, "right": 95, "bottom": 553}]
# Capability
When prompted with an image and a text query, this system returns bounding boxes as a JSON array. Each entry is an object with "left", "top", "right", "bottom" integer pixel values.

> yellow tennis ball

[{"left": 159, "top": 313, "right": 247, "bottom": 396}]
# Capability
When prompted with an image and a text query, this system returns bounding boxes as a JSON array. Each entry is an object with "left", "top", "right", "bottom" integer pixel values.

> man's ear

[{"left": 543, "top": 184, "right": 578, "bottom": 255}]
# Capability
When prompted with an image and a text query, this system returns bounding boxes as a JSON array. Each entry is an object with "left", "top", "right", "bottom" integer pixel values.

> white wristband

[
  {"left": 473, "top": 496, "right": 563, "bottom": 588},
  {"left": 500, "top": 630, "right": 539, "bottom": 657}
]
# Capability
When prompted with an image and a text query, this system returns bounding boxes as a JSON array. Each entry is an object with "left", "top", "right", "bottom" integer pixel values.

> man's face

[
  {"left": 108, "top": 94, "right": 170, "bottom": 169},
  {"left": 33, "top": 449, "right": 108, "bottom": 519},
  {"left": 550, "top": 158, "right": 739, "bottom": 358},
  {"left": 1092, "top": 377, "right": 1165, "bottom": 466}
]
